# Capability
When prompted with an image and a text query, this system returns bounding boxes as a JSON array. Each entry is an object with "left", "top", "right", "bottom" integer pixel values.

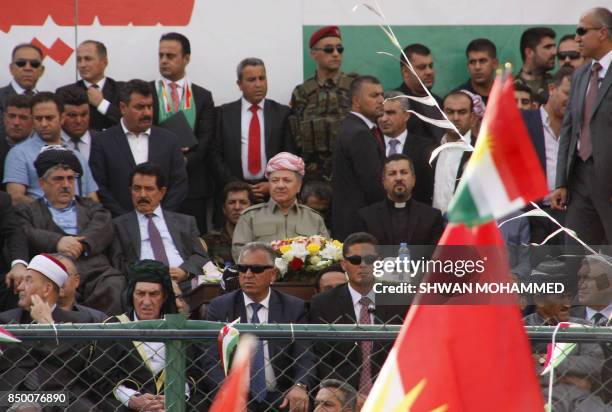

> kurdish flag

[
  {"left": 0, "top": 326, "right": 20, "bottom": 343},
  {"left": 447, "top": 73, "right": 548, "bottom": 225}
]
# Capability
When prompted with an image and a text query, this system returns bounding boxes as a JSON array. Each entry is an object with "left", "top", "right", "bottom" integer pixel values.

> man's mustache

[
  {"left": 139, "top": 116, "right": 152, "bottom": 122},
  {"left": 137, "top": 198, "right": 150, "bottom": 204}
]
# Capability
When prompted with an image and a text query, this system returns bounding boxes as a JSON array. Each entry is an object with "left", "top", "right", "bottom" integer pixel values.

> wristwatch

[{"left": 294, "top": 382, "right": 308, "bottom": 391}]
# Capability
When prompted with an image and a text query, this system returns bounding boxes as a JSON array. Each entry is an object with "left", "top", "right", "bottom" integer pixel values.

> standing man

[
  {"left": 56, "top": 40, "right": 122, "bottom": 131},
  {"left": 213, "top": 58, "right": 295, "bottom": 200},
  {"left": 290, "top": 26, "right": 357, "bottom": 180},
  {"left": 0, "top": 44, "right": 44, "bottom": 138},
  {"left": 89, "top": 79, "right": 188, "bottom": 217},
  {"left": 454, "top": 38, "right": 498, "bottom": 104},
  {"left": 515, "top": 27, "right": 557, "bottom": 105},
  {"left": 558, "top": 34, "right": 587, "bottom": 69},
  {"left": 0, "top": 95, "right": 33, "bottom": 186},
  {"left": 56, "top": 86, "right": 94, "bottom": 160},
  {"left": 152, "top": 32, "right": 215, "bottom": 234},
  {"left": 552, "top": 7, "right": 612, "bottom": 247},
  {"left": 332, "top": 76, "right": 386, "bottom": 241}
]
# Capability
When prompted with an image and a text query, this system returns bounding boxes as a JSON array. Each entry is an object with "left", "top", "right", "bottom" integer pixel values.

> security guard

[
  {"left": 289, "top": 26, "right": 358, "bottom": 180},
  {"left": 232, "top": 152, "right": 329, "bottom": 261}
]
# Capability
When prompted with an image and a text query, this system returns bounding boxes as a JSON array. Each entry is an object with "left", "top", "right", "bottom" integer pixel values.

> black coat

[{"left": 400, "top": 133, "right": 437, "bottom": 204}]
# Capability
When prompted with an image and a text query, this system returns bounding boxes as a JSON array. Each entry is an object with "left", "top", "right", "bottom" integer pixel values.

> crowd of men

[{"left": 0, "top": 5, "right": 610, "bottom": 411}]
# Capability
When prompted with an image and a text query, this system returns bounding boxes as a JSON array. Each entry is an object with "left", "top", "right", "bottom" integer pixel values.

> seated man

[
  {"left": 300, "top": 179, "right": 333, "bottom": 231},
  {"left": 110, "top": 162, "right": 208, "bottom": 291},
  {"left": 315, "top": 263, "right": 347, "bottom": 293},
  {"left": 314, "top": 379, "right": 358, "bottom": 412},
  {"left": 203, "top": 181, "right": 254, "bottom": 267},
  {"left": 203, "top": 242, "right": 313, "bottom": 411},
  {"left": 357, "top": 154, "right": 443, "bottom": 246},
  {"left": 0, "top": 254, "right": 97, "bottom": 410},
  {"left": 93, "top": 260, "right": 195, "bottom": 411},
  {"left": 15, "top": 147, "right": 123, "bottom": 314},
  {"left": 232, "top": 152, "right": 329, "bottom": 261}
]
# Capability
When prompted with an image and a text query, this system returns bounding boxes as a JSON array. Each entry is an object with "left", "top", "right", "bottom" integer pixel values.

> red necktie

[
  {"left": 371, "top": 126, "right": 384, "bottom": 153},
  {"left": 248, "top": 104, "right": 262, "bottom": 174},
  {"left": 579, "top": 62, "right": 602, "bottom": 161},
  {"left": 358, "top": 296, "right": 373, "bottom": 395},
  {"left": 169, "top": 82, "right": 180, "bottom": 112}
]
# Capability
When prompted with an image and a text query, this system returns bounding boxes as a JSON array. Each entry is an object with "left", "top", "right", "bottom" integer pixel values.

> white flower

[
  {"left": 290, "top": 242, "right": 309, "bottom": 260},
  {"left": 320, "top": 243, "right": 342, "bottom": 260},
  {"left": 275, "top": 257, "right": 288, "bottom": 275}
]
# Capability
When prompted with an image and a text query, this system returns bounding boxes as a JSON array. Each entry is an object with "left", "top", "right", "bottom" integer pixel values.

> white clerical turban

[{"left": 27, "top": 254, "right": 69, "bottom": 288}]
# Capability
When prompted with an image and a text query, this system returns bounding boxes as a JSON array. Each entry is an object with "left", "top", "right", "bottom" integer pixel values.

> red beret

[{"left": 309, "top": 26, "right": 341, "bottom": 49}]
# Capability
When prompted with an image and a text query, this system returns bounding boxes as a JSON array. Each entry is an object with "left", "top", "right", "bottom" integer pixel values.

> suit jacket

[
  {"left": 396, "top": 83, "right": 445, "bottom": 144},
  {"left": 110, "top": 209, "right": 208, "bottom": 278},
  {"left": 203, "top": 289, "right": 314, "bottom": 394},
  {"left": 89, "top": 124, "right": 188, "bottom": 216},
  {"left": 521, "top": 109, "right": 547, "bottom": 172},
  {"left": 332, "top": 113, "right": 386, "bottom": 241},
  {"left": 0, "top": 138, "right": 11, "bottom": 189},
  {"left": 152, "top": 81, "right": 216, "bottom": 199},
  {"left": 556, "top": 62, "right": 612, "bottom": 199},
  {"left": 212, "top": 98, "right": 296, "bottom": 185},
  {"left": 401, "top": 132, "right": 437, "bottom": 204},
  {"left": 356, "top": 198, "right": 444, "bottom": 246},
  {"left": 0, "top": 84, "right": 17, "bottom": 139},
  {"left": 308, "top": 283, "right": 407, "bottom": 390},
  {"left": 56, "top": 78, "right": 123, "bottom": 131}
]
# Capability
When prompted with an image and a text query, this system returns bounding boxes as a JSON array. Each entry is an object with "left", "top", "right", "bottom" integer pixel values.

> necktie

[
  {"left": 91, "top": 84, "right": 99, "bottom": 89},
  {"left": 169, "top": 82, "right": 180, "bottom": 113},
  {"left": 248, "top": 105, "right": 262, "bottom": 175},
  {"left": 147, "top": 214, "right": 169, "bottom": 266},
  {"left": 388, "top": 138, "right": 400, "bottom": 156},
  {"left": 71, "top": 138, "right": 81, "bottom": 153},
  {"left": 358, "top": 296, "right": 373, "bottom": 395},
  {"left": 371, "top": 126, "right": 384, "bottom": 152},
  {"left": 578, "top": 62, "right": 602, "bottom": 161},
  {"left": 24, "top": 90, "right": 34, "bottom": 96},
  {"left": 592, "top": 312, "right": 608, "bottom": 326},
  {"left": 249, "top": 302, "right": 267, "bottom": 401}
]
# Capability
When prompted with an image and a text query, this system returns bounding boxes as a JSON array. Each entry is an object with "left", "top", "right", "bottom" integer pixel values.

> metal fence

[{"left": 1, "top": 317, "right": 612, "bottom": 411}]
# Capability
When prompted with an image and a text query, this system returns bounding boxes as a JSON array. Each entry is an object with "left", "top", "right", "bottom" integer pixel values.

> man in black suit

[
  {"left": 90, "top": 79, "right": 188, "bottom": 217},
  {"left": 551, "top": 7, "right": 612, "bottom": 247},
  {"left": 378, "top": 91, "right": 435, "bottom": 204},
  {"left": 56, "top": 40, "right": 122, "bottom": 131},
  {"left": 0, "top": 94, "right": 32, "bottom": 187},
  {"left": 152, "top": 32, "right": 215, "bottom": 234},
  {"left": 332, "top": 75, "right": 386, "bottom": 241},
  {"left": 357, "top": 154, "right": 443, "bottom": 246},
  {"left": 309, "top": 232, "right": 407, "bottom": 396},
  {"left": 203, "top": 242, "right": 312, "bottom": 412},
  {"left": 110, "top": 163, "right": 208, "bottom": 291},
  {"left": 0, "top": 43, "right": 44, "bottom": 138},
  {"left": 213, "top": 57, "right": 295, "bottom": 202}
]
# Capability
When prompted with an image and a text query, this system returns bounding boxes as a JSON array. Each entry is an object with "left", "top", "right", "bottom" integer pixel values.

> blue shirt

[
  {"left": 2, "top": 134, "right": 98, "bottom": 199},
  {"left": 43, "top": 197, "right": 77, "bottom": 235}
]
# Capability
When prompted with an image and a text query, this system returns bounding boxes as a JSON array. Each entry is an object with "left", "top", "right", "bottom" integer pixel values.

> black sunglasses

[
  {"left": 13, "top": 59, "right": 42, "bottom": 68},
  {"left": 557, "top": 51, "right": 580, "bottom": 61},
  {"left": 236, "top": 264, "right": 274, "bottom": 274},
  {"left": 575, "top": 26, "right": 600, "bottom": 36},
  {"left": 313, "top": 45, "right": 344, "bottom": 54},
  {"left": 345, "top": 255, "right": 378, "bottom": 265}
]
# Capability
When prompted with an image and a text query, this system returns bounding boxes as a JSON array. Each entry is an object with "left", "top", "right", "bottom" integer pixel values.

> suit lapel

[
  {"left": 263, "top": 99, "right": 272, "bottom": 156},
  {"left": 236, "top": 292, "right": 248, "bottom": 324},
  {"left": 75, "top": 199, "right": 87, "bottom": 232},
  {"left": 162, "top": 210, "right": 185, "bottom": 259},
  {"left": 148, "top": 130, "right": 160, "bottom": 163},
  {"left": 592, "top": 65, "right": 612, "bottom": 118},
  {"left": 116, "top": 127, "right": 137, "bottom": 167},
  {"left": 126, "top": 212, "right": 142, "bottom": 258},
  {"left": 339, "top": 284, "right": 357, "bottom": 323},
  {"left": 575, "top": 66, "right": 591, "bottom": 122},
  {"left": 230, "top": 100, "right": 243, "bottom": 176}
]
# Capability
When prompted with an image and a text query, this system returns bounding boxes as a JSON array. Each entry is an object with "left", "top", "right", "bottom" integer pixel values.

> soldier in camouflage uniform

[
  {"left": 289, "top": 25, "right": 357, "bottom": 180},
  {"left": 515, "top": 27, "right": 557, "bottom": 106}
]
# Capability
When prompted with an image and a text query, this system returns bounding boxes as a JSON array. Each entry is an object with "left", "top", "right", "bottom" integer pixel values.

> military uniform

[
  {"left": 202, "top": 226, "right": 234, "bottom": 267},
  {"left": 514, "top": 69, "right": 554, "bottom": 106},
  {"left": 231, "top": 200, "right": 329, "bottom": 261},
  {"left": 289, "top": 71, "right": 357, "bottom": 179}
]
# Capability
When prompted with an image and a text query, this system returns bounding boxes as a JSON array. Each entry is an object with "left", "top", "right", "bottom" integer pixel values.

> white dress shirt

[
  {"left": 348, "top": 283, "right": 376, "bottom": 324},
  {"left": 83, "top": 77, "right": 110, "bottom": 114},
  {"left": 539, "top": 106, "right": 559, "bottom": 199},
  {"left": 240, "top": 98, "right": 267, "bottom": 180},
  {"left": 432, "top": 132, "right": 470, "bottom": 214},
  {"left": 384, "top": 130, "right": 407, "bottom": 157},
  {"left": 586, "top": 303, "right": 612, "bottom": 325},
  {"left": 136, "top": 205, "right": 184, "bottom": 268},
  {"left": 350, "top": 111, "right": 376, "bottom": 129},
  {"left": 121, "top": 118, "right": 150, "bottom": 165},
  {"left": 161, "top": 77, "right": 186, "bottom": 108},
  {"left": 61, "top": 129, "right": 92, "bottom": 161},
  {"left": 243, "top": 289, "right": 277, "bottom": 390},
  {"left": 10, "top": 79, "right": 37, "bottom": 95}
]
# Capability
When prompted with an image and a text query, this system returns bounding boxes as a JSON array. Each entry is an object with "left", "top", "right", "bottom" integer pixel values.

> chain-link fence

[{"left": 1, "top": 318, "right": 612, "bottom": 411}]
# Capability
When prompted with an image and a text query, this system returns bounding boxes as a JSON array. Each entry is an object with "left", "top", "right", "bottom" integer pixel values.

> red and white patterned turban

[{"left": 265, "top": 152, "right": 305, "bottom": 178}]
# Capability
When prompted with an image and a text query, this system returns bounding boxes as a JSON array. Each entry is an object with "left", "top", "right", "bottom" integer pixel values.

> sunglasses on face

[
  {"left": 13, "top": 59, "right": 42, "bottom": 69},
  {"left": 236, "top": 264, "right": 274, "bottom": 274},
  {"left": 575, "top": 26, "right": 600, "bottom": 36},
  {"left": 345, "top": 255, "right": 378, "bottom": 265},
  {"left": 557, "top": 51, "right": 580, "bottom": 60},
  {"left": 313, "top": 45, "right": 344, "bottom": 54}
]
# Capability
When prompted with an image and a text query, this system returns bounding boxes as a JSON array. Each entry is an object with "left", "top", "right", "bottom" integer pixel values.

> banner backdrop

[{"left": 0, "top": 0, "right": 601, "bottom": 105}]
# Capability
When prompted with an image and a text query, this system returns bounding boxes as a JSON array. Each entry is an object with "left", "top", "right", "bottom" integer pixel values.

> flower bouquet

[{"left": 270, "top": 235, "right": 343, "bottom": 282}]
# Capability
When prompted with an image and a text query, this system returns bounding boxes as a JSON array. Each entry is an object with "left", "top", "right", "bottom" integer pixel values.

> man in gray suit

[
  {"left": 0, "top": 43, "right": 45, "bottom": 138},
  {"left": 110, "top": 162, "right": 208, "bottom": 292},
  {"left": 552, "top": 8, "right": 612, "bottom": 247}
]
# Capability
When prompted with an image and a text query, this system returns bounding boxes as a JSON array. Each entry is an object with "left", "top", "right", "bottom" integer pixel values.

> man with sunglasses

[
  {"left": 309, "top": 232, "right": 407, "bottom": 396},
  {"left": 552, "top": 7, "right": 612, "bottom": 248},
  {"left": 0, "top": 43, "right": 44, "bottom": 139},
  {"left": 558, "top": 34, "right": 587, "bottom": 69},
  {"left": 290, "top": 25, "right": 358, "bottom": 180},
  {"left": 203, "top": 242, "right": 313, "bottom": 412}
]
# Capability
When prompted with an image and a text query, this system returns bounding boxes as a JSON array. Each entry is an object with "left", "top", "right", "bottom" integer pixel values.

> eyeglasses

[
  {"left": 557, "top": 51, "right": 580, "bottom": 61},
  {"left": 312, "top": 45, "right": 344, "bottom": 54},
  {"left": 345, "top": 255, "right": 378, "bottom": 265},
  {"left": 575, "top": 26, "right": 601, "bottom": 36},
  {"left": 236, "top": 264, "right": 274, "bottom": 274},
  {"left": 13, "top": 59, "right": 42, "bottom": 68}
]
